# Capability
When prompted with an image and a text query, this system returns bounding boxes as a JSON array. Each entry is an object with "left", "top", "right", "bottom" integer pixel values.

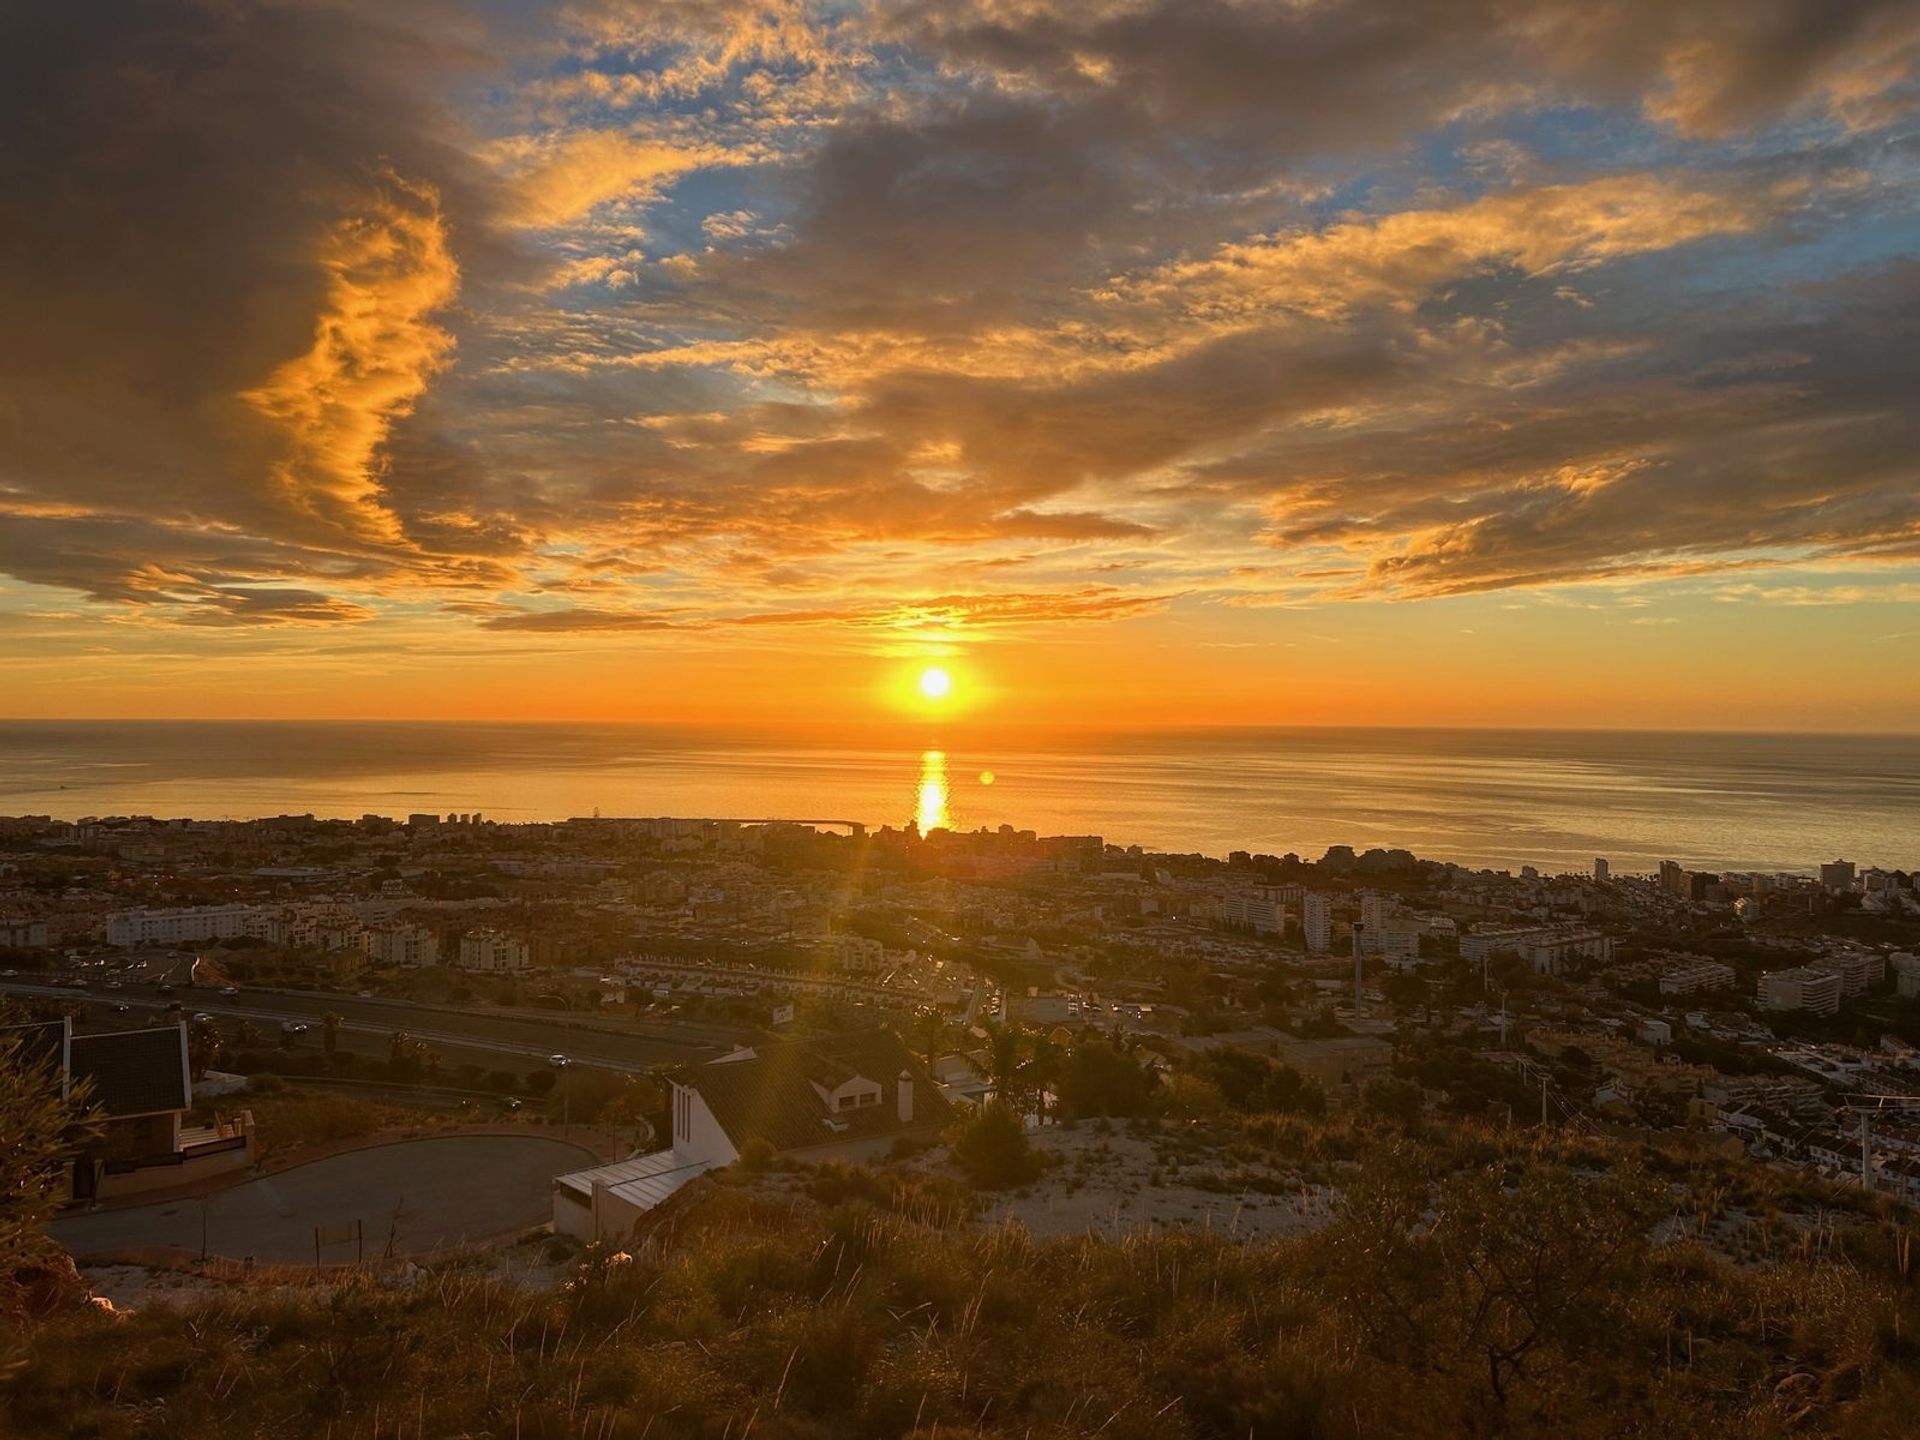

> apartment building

[
  {"left": 367, "top": 922, "right": 440, "bottom": 969},
  {"left": 1757, "top": 967, "right": 1842, "bottom": 1016},
  {"left": 457, "top": 929, "right": 531, "bottom": 974}
]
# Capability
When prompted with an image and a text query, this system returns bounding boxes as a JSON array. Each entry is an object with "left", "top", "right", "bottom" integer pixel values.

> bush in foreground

[
  {"left": 948, "top": 1102, "right": 1040, "bottom": 1188},
  {"left": 5, "top": 1147, "right": 1920, "bottom": 1439}
]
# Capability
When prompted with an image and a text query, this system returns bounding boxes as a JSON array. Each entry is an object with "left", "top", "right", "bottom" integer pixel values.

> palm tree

[
  {"left": 187, "top": 1020, "right": 224, "bottom": 1078},
  {"left": 1025, "top": 1033, "right": 1064, "bottom": 1122},
  {"left": 985, "top": 1022, "right": 1027, "bottom": 1113},
  {"left": 321, "top": 1011, "right": 343, "bottom": 1059},
  {"left": 911, "top": 1005, "right": 949, "bottom": 1073}
]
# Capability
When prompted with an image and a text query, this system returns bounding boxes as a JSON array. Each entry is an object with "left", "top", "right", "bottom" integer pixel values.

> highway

[{"left": 0, "top": 978, "right": 737, "bottom": 1076}]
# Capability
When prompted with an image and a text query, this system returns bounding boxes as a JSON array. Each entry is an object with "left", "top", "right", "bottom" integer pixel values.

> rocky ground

[{"left": 979, "top": 1120, "right": 1338, "bottom": 1240}]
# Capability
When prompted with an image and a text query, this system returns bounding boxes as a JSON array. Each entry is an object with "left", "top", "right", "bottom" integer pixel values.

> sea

[{"left": 0, "top": 721, "right": 1914, "bottom": 876}]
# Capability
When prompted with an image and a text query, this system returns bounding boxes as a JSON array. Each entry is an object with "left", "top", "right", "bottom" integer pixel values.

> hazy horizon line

[{"left": 3, "top": 716, "right": 1916, "bottom": 741}]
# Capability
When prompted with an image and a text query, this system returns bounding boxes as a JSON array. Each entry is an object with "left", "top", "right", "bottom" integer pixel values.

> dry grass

[{"left": 6, "top": 1122, "right": 1920, "bottom": 1439}]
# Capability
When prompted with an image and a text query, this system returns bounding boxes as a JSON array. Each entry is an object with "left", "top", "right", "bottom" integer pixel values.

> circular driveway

[{"left": 52, "top": 1134, "right": 596, "bottom": 1263}]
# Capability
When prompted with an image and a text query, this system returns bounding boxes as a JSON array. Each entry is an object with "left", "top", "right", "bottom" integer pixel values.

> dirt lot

[{"left": 976, "top": 1121, "right": 1338, "bottom": 1240}]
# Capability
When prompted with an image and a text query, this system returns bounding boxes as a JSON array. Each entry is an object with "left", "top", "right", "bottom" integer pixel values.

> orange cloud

[
  {"left": 240, "top": 174, "right": 459, "bottom": 544},
  {"left": 489, "top": 129, "right": 722, "bottom": 228},
  {"left": 1113, "top": 176, "right": 1778, "bottom": 323}
]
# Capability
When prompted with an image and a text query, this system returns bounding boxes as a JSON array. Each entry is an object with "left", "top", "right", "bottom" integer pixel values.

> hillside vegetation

[{"left": 5, "top": 1115, "right": 1920, "bottom": 1439}]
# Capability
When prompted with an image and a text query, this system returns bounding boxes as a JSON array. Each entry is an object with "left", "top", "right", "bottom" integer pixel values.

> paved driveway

[{"left": 53, "top": 1134, "right": 596, "bottom": 1263}]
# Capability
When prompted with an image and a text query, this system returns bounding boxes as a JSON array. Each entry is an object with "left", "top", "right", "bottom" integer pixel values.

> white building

[
  {"left": 1360, "top": 922, "right": 1423, "bottom": 966},
  {"left": 457, "top": 929, "right": 530, "bottom": 974},
  {"left": 1220, "top": 894, "right": 1285, "bottom": 935},
  {"left": 552, "top": 1030, "right": 950, "bottom": 1244},
  {"left": 1655, "top": 956, "right": 1736, "bottom": 996},
  {"left": 1358, "top": 893, "right": 1395, "bottom": 932},
  {"left": 105, "top": 903, "right": 259, "bottom": 947},
  {"left": 368, "top": 923, "right": 440, "bottom": 969},
  {"left": 831, "top": 934, "right": 887, "bottom": 974},
  {"left": 1462, "top": 926, "right": 1615, "bottom": 975},
  {"left": 1302, "top": 894, "right": 1332, "bottom": 954},
  {"left": 1894, "top": 953, "right": 1920, "bottom": 1000},
  {"left": 1757, "top": 967, "right": 1841, "bottom": 1016},
  {"left": 1812, "top": 951, "right": 1884, "bottom": 998}
]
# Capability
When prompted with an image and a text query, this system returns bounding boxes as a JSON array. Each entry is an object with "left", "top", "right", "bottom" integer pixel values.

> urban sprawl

[{"left": 4, "top": 808, "right": 1920, "bottom": 1223}]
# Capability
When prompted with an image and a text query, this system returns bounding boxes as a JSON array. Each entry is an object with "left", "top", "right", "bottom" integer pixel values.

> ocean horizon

[{"left": 1, "top": 720, "right": 1913, "bottom": 877}]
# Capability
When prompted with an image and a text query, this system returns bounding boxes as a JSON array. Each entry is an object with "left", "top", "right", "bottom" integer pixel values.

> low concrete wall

[{"left": 98, "top": 1143, "right": 251, "bottom": 1200}]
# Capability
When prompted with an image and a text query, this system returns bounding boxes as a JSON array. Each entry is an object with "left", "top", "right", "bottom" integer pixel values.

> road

[
  {"left": 52, "top": 1133, "right": 597, "bottom": 1262},
  {"left": 0, "top": 977, "right": 738, "bottom": 1076}
]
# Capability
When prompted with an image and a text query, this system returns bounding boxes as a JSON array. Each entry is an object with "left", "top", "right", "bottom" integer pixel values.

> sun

[{"left": 917, "top": 666, "right": 953, "bottom": 702}]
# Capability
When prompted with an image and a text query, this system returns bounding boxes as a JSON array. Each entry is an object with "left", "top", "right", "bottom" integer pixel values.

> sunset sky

[{"left": 3, "top": 1, "right": 1918, "bottom": 732}]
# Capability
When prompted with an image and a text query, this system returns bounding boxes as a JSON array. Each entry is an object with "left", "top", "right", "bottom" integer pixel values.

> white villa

[{"left": 552, "top": 1028, "right": 950, "bottom": 1244}]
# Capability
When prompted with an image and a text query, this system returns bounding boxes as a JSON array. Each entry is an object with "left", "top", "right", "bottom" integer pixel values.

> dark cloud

[
  {"left": 1, "top": 0, "right": 1916, "bottom": 647},
  {"left": 889, "top": 0, "right": 1920, "bottom": 143},
  {"left": 0, "top": 0, "right": 502, "bottom": 605},
  {"left": 173, "top": 589, "right": 378, "bottom": 627},
  {"left": 1238, "top": 259, "right": 1920, "bottom": 595}
]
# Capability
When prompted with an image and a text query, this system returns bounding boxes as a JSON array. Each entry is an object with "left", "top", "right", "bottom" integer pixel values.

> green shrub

[
  {"left": 737, "top": 1136, "right": 777, "bottom": 1172},
  {"left": 949, "top": 1102, "right": 1040, "bottom": 1188},
  {"left": 1056, "top": 1040, "right": 1155, "bottom": 1118}
]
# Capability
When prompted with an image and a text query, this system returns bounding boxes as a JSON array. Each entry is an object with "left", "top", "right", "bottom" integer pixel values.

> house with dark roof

[
  {"left": 554, "top": 1028, "right": 952, "bottom": 1243},
  {"left": 1, "top": 1017, "right": 253, "bottom": 1201}
]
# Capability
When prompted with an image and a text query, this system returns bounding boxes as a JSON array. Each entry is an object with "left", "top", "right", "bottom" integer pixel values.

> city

[
  {"left": 6, "top": 0, "right": 1920, "bottom": 1432},
  {"left": 6, "top": 808, "right": 1919, "bottom": 1241}
]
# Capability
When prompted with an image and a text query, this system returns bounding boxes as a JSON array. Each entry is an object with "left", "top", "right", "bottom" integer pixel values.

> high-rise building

[
  {"left": 1220, "top": 895, "right": 1284, "bottom": 934},
  {"left": 1812, "top": 951, "right": 1884, "bottom": 997},
  {"left": 1894, "top": 954, "right": 1920, "bottom": 1000},
  {"left": 1820, "top": 859, "right": 1857, "bottom": 893},
  {"left": 1757, "top": 967, "right": 1841, "bottom": 1015},
  {"left": 1303, "top": 893, "right": 1332, "bottom": 954},
  {"left": 1593, "top": 857, "right": 1610, "bottom": 883}
]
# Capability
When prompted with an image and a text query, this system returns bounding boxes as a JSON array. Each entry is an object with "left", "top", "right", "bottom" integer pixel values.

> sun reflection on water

[{"left": 916, "top": 749, "right": 950, "bottom": 833}]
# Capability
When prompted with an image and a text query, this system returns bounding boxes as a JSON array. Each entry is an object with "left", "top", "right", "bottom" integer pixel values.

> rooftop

[
  {"left": 2, "top": 1017, "right": 190, "bottom": 1117},
  {"left": 676, "top": 1028, "right": 953, "bottom": 1154}
]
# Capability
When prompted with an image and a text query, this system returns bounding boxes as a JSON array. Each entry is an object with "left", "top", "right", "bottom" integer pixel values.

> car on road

[
  {"left": 280, "top": 1021, "right": 309, "bottom": 1035},
  {"left": 219, "top": 985, "right": 240, "bottom": 996},
  {"left": 0, "top": 968, "right": 15, "bottom": 977},
  {"left": 547, "top": 1053, "right": 570, "bottom": 1068},
  {"left": 113, "top": 1003, "right": 131, "bottom": 1013},
  {"left": 504, "top": 1098, "right": 523, "bottom": 1111},
  {"left": 192, "top": 1013, "right": 212, "bottom": 1023}
]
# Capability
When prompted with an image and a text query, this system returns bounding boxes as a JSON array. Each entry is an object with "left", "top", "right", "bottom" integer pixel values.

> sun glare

[{"left": 917, "top": 666, "right": 952, "bottom": 702}]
